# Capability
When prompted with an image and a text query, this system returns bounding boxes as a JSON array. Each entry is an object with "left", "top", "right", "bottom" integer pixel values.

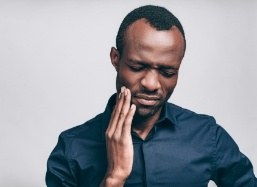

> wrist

[{"left": 100, "top": 174, "right": 126, "bottom": 187}]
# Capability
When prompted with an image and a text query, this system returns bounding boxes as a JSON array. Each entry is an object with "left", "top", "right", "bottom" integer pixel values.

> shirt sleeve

[
  {"left": 46, "top": 133, "right": 78, "bottom": 187},
  {"left": 212, "top": 125, "right": 257, "bottom": 186}
]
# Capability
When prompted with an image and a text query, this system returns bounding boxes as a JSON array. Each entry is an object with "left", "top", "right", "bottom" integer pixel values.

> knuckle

[
  {"left": 119, "top": 112, "right": 125, "bottom": 119},
  {"left": 105, "top": 132, "right": 112, "bottom": 140},
  {"left": 123, "top": 121, "right": 129, "bottom": 127},
  {"left": 125, "top": 116, "right": 132, "bottom": 124},
  {"left": 113, "top": 134, "right": 120, "bottom": 142},
  {"left": 120, "top": 139, "right": 126, "bottom": 146}
]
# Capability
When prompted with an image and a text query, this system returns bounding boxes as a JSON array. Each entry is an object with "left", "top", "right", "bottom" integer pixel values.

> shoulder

[
  {"left": 59, "top": 112, "right": 107, "bottom": 143},
  {"left": 167, "top": 102, "right": 217, "bottom": 127},
  {"left": 166, "top": 103, "right": 241, "bottom": 154}
]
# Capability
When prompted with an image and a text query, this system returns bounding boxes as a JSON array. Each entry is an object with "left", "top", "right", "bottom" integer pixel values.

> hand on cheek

[{"left": 101, "top": 87, "right": 136, "bottom": 187}]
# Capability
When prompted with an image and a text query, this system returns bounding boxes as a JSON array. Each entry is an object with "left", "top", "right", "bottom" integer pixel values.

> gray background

[{"left": 0, "top": 1, "right": 256, "bottom": 186}]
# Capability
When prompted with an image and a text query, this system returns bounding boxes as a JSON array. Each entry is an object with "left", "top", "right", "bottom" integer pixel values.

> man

[{"left": 46, "top": 5, "right": 256, "bottom": 187}]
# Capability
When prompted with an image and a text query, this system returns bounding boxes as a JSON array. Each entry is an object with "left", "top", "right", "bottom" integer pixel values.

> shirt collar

[{"left": 156, "top": 101, "right": 177, "bottom": 127}]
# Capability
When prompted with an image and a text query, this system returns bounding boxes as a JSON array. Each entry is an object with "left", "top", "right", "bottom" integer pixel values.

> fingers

[
  {"left": 114, "top": 88, "right": 132, "bottom": 136},
  {"left": 106, "top": 87, "right": 135, "bottom": 138},
  {"left": 122, "top": 104, "right": 136, "bottom": 137},
  {"left": 104, "top": 87, "right": 135, "bottom": 182},
  {"left": 106, "top": 87, "right": 126, "bottom": 136}
]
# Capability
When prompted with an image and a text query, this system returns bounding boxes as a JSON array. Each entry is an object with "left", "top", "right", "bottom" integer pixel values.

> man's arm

[
  {"left": 212, "top": 125, "right": 257, "bottom": 186},
  {"left": 46, "top": 134, "right": 77, "bottom": 187},
  {"left": 100, "top": 87, "right": 136, "bottom": 187}
]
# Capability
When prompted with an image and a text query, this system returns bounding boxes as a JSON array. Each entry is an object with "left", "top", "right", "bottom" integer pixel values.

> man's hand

[{"left": 100, "top": 87, "right": 136, "bottom": 187}]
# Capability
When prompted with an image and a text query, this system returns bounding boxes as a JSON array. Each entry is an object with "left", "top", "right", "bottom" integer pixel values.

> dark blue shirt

[{"left": 46, "top": 94, "right": 256, "bottom": 187}]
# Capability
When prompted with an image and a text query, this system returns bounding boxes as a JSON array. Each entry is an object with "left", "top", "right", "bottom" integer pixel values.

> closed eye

[
  {"left": 129, "top": 65, "right": 145, "bottom": 72},
  {"left": 126, "top": 60, "right": 178, "bottom": 77},
  {"left": 159, "top": 69, "right": 177, "bottom": 78}
]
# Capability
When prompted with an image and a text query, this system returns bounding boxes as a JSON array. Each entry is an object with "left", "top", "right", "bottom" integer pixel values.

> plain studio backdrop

[{"left": 0, "top": 1, "right": 256, "bottom": 186}]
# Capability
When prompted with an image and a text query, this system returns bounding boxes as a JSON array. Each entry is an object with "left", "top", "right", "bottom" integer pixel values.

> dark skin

[{"left": 100, "top": 19, "right": 185, "bottom": 187}]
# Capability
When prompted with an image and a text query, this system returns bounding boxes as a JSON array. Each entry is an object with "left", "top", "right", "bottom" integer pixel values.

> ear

[{"left": 110, "top": 47, "right": 120, "bottom": 72}]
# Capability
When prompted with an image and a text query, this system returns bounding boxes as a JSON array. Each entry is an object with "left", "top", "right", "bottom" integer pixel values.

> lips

[{"left": 134, "top": 94, "right": 161, "bottom": 106}]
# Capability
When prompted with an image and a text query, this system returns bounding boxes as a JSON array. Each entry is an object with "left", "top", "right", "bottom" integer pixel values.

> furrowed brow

[
  {"left": 127, "top": 59, "right": 146, "bottom": 65},
  {"left": 158, "top": 64, "right": 178, "bottom": 70}
]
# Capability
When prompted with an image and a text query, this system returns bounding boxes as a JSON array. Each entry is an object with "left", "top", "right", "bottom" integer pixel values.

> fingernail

[
  {"left": 130, "top": 104, "right": 136, "bottom": 110},
  {"left": 124, "top": 89, "right": 128, "bottom": 96},
  {"left": 121, "top": 86, "right": 125, "bottom": 93},
  {"left": 118, "top": 87, "right": 125, "bottom": 99}
]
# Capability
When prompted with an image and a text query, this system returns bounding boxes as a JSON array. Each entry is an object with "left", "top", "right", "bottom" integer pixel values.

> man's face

[{"left": 111, "top": 19, "right": 185, "bottom": 118}]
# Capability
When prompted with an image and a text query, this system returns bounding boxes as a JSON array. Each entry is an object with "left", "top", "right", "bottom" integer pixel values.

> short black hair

[{"left": 116, "top": 5, "right": 186, "bottom": 55}]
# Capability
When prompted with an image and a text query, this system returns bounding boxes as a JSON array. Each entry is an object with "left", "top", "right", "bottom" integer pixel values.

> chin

[{"left": 135, "top": 106, "right": 160, "bottom": 119}]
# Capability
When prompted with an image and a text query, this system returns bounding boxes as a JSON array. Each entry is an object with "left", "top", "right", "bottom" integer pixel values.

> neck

[{"left": 132, "top": 109, "right": 162, "bottom": 140}]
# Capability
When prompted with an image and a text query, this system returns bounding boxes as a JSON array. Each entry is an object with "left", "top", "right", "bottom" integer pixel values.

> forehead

[{"left": 122, "top": 19, "right": 185, "bottom": 65}]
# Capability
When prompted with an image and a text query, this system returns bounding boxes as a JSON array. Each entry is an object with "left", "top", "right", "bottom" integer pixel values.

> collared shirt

[{"left": 46, "top": 94, "right": 256, "bottom": 187}]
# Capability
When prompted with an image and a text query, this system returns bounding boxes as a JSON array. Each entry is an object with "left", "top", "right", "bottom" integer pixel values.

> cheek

[
  {"left": 117, "top": 69, "right": 140, "bottom": 89},
  {"left": 161, "top": 77, "right": 178, "bottom": 96}
]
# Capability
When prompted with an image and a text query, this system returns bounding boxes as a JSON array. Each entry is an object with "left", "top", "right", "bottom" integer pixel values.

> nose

[{"left": 141, "top": 69, "right": 161, "bottom": 92}]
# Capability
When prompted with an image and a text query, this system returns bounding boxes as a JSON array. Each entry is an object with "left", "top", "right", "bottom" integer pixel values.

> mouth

[{"left": 133, "top": 94, "right": 161, "bottom": 107}]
